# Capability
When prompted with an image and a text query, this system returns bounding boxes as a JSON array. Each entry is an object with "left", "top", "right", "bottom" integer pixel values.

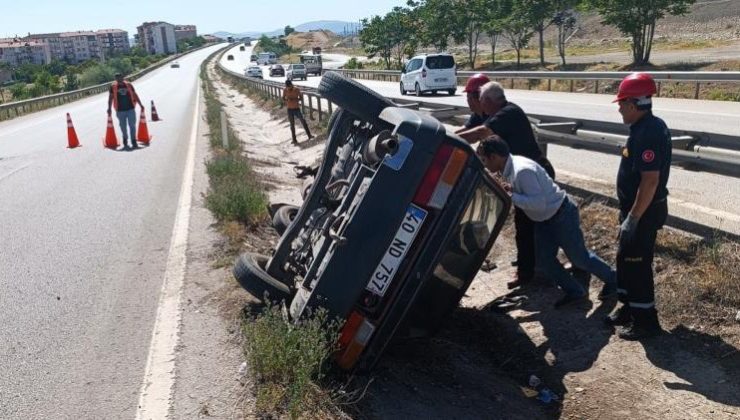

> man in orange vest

[
  {"left": 282, "top": 80, "right": 312, "bottom": 144},
  {"left": 107, "top": 73, "right": 145, "bottom": 150}
]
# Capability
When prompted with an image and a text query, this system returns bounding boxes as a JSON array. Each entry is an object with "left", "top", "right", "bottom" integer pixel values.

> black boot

[
  {"left": 618, "top": 309, "right": 662, "bottom": 340},
  {"left": 604, "top": 304, "right": 632, "bottom": 327}
]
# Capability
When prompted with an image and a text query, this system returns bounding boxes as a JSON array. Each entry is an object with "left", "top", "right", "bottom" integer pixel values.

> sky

[{"left": 0, "top": 0, "right": 409, "bottom": 38}]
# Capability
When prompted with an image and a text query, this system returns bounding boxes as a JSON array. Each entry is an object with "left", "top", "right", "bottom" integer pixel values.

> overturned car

[{"left": 233, "top": 72, "right": 511, "bottom": 371}]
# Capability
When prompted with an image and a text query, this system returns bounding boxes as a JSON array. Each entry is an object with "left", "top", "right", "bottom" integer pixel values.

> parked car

[
  {"left": 170, "top": 61, "right": 180, "bottom": 68},
  {"left": 286, "top": 63, "right": 307, "bottom": 81},
  {"left": 269, "top": 64, "right": 285, "bottom": 77},
  {"left": 227, "top": 54, "right": 234, "bottom": 61},
  {"left": 233, "top": 72, "right": 511, "bottom": 372},
  {"left": 245, "top": 66, "right": 262, "bottom": 78},
  {"left": 400, "top": 53, "right": 457, "bottom": 96}
]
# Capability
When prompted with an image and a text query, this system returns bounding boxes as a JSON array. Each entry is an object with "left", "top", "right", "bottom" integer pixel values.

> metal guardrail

[
  {"left": 0, "top": 43, "right": 219, "bottom": 122},
  {"left": 215, "top": 59, "right": 740, "bottom": 177},
  {"left": 326, "top": 69, "right": 740, "bottom": 99}
]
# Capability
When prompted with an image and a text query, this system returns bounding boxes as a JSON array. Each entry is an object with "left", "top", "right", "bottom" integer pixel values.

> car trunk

[{"left": 424, "top": 56, "right": 455, "bottom": 89}]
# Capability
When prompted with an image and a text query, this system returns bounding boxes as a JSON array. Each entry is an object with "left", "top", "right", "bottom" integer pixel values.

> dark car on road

[
  {"left": 269, "top": 64, "right": 285, "bottom": 77},
  {"left": 233, "top": 72, "right": 511, "bottom": 372}
]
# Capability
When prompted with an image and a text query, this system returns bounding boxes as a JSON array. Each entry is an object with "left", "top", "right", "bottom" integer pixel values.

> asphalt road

[
  {"left": 0, "top": 44, "right": 225, "bottom": 419},
  {"left": 222, "top": 44, "right": 740, "bottom": 235}
]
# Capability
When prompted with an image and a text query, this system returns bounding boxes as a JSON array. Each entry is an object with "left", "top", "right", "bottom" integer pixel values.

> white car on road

[
  {"left": 286, "top": 64, "right": 307, "bottom": 81},
  {"left": 400, "top": 53, "right": 457, "bottom": 96},
  {"left": 245, "top": 66, "right": 262, "bottom": 78}
]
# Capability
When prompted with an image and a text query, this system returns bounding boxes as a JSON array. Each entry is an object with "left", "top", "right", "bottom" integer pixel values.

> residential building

[
  {"left": 96, "top": 29, "right": 129, "bottom": 56},
  {"left": 26, "top": 31, "right": 104, "bottom": 64},
  {"left": 201, "top": 34, "right": 221, "bottom": 43},
  {"left": 137, "top": 21, "right": 177, "bottom": 55},
  {"left": 0, "top": 39, "right": 51, "bottom": 66},
  {"left": 174, "top": 25, "right": 197, "bottom": 42}
]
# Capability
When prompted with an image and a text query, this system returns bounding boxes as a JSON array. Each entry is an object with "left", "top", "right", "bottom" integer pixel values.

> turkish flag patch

[{"left": 642, "top": 150, "right": 655, "bottom": 163}]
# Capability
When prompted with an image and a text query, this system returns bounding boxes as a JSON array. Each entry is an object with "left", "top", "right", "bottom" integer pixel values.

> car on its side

[
  {"left": 269, "top": 64, "right": 285, "bottom": 77},
  {"left": 286, "top": 63, "right": 307, "bottom": 81},
  {"left": 400, "top": 53, "right": 457, "bottom": 96},
  {"left": 233, "top": 72, "right": 511, "bottom": 372},
  {"left": 245, "top": 66, "right": 262, "bottom": 78}
]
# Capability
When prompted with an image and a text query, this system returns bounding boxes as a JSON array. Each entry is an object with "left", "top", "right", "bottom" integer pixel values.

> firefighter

[{"left": 607, "top": 72, "right": 671, "bottom": 340}]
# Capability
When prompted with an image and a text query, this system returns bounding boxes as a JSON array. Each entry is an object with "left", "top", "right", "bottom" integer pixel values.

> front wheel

[
  {"left": 448, "top": 89, "right": 456, "bottom": 96},
  {"left": 233, "top": 253, "right": 291, "bottom": 303}
]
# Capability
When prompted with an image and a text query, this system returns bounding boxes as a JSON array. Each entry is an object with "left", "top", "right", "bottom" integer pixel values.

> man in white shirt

[{"left": 476, "top": 136, "right": 617, "bottom": 308}]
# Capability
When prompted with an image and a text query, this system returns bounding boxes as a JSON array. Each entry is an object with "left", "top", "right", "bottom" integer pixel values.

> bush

[
  {"left": 343, "top": 57, "right": 364, "bottom": 69},
  {"left": 204, "top": 155, "right": 267, "bottom": 224},
  {"left": 79, "top": 64, "right": 115, "bottom": 87}
]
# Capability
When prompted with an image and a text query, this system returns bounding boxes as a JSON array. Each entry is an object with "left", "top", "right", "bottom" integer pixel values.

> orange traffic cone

[
  {"left": 150, "top": 100, "right": 161, "bottom": 121},
  {"left": 137, "top": 110, "right": 152, "bottom": 145},
  {"left": 103, "top": 114, "right": 119, "bottom": 149},
  {"left": 66, "top": 113, "right": 81, "bottom": 148}
]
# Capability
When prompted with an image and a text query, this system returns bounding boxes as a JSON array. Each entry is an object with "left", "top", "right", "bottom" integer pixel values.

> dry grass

[{"left": 577, "top": 200, "right": 740, "bottom": 345}]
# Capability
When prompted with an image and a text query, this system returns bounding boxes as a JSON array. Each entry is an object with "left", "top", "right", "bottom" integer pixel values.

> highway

[
  {"left": 222, "top": 43, "right": 740, "bottom": 236},
  {"left": 0, "top": 44, "right": 225, "bottom": 419}
]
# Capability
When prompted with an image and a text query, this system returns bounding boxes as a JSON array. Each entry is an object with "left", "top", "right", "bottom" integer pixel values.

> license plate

[
  {"left": 366, "top": 204, "right": 427, "bottom": 297},
  {"left": 435, "top": 78, "right": 447, "bottom": 82}
]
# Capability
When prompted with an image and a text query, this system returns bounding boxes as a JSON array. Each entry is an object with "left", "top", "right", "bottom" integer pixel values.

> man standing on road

[
  {"left": 107, "top": 73, "right": 145, "bottom": 150},
  {"left": 282, "top": 80, "right": 313, "bottom": 144},
  {"left": 458, "top": 81, "right": 561, "bottom": 290},
  {"left": 477, "top": 136, "right": 617, "bottom": 308},
  {"left": 454, "top": 73, "right": 490, "bottom": 134},
  {"left": 607, "top": 73, "right": 671, "bottom": 340}
]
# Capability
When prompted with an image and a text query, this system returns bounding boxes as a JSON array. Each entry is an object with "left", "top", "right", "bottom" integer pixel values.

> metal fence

[
  {"left": 327, "top": 69, "right": 740, "bottom": 100},
  {"left": 0, "top": 43, "right": 219, "bottom": 122}
]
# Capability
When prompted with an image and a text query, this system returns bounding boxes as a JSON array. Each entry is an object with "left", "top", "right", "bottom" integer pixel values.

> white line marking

[{"left": 135, "top": 82, "right": 200, "bottom": 420}]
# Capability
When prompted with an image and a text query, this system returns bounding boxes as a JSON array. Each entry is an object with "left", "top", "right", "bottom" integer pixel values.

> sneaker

[
  {"left": 131, "top": 143, "right": 139, "bottom": 149},
  {"left": 604, "top": 305, "right": 631, "bottom": 327},
  {"left": 617, "top": 324, "right": 663, "bottom": 340},
  {"left": 598, "top": 283, "right": 618, "bottom": 300},
  {"left": 554, "top": 293, "right": 588, "bottom": 309},
  {"left": 122, "top": 144, "right": 131, "bottom": 151}
]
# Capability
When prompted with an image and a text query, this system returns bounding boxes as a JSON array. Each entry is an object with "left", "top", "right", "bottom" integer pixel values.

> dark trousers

[
  {"left": 288, "top": 108, "right": 311, "bottom": 142},
  {"left": 515, "top": 156, "right": 556, "bottom": 280},
  {"left": 617, "top": 200, "right": 668, "bottom": 324}
]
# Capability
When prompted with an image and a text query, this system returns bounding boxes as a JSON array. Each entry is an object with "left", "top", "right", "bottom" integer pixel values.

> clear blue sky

[{"left": 0, "top": 0, "right": 409, "bottom": 38}]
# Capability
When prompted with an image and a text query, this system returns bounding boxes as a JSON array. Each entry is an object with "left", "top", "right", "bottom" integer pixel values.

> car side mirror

[{"left": 401, "top": 68, "right": 406, "bottom": 74}]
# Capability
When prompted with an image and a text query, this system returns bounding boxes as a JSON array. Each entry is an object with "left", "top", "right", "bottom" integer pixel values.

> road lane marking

[{"left": 135, "top": 81, "right": 200, "bottom": 420}]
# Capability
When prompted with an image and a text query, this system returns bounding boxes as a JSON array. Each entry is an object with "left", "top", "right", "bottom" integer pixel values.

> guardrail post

[
  {"left": 569, "top": 80, "right": 574, "bottom": 93},
  {"left": 594, "top": 80, "right": 599, "bottom": 94},
  {"left": 317, "top": 98, "right": 323, "bottom": 122},
  {"left": 695, "top": 82, "right": 701, "bottom": 99},
  {"left": 547, "top": 79, "right": 552, "bottom": 91},
  {"left": 510, "top": 78, "right": 514, "bottom": 89},
  {"left": 308, "top": 95, "right": 314, "bottom": 120},
  {"left": 328, "top": 101, "right": 333, "bottom": 116},
  {"left": 657, "top": 82, "right": 662, "bottom": 97}
]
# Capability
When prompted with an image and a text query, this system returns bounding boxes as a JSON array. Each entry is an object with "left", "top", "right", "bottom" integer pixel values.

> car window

[
  {"left": 295, "top": 64, "right": 305, "bottom": 69},
  {"left": 426, "top": 55, "right": 455, "bottom": 69}
]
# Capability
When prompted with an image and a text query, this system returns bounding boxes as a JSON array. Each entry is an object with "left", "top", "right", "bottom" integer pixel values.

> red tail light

[
  {"left": 413, "top": 145, "right": 467, "bottom": 210},
  {"left": 336, "top": 311, "right": 376, "bottom": 370}
]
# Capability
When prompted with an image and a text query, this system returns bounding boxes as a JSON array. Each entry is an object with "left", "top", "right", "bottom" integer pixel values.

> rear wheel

[
  {"left": 233, "top": 253, "right": 291, "bottom": 303},
  {"left": 400, "top": 82, "right": 406, "bottom": 95},
  {"left": 272, "top": 205, "right": 299, "bottom": 236},
  {"left": 415, "top": 83, "right": 422, "bottom": 96},
  {"left": 318, "top": 71, "right": 394, "bottom": 124},
  {"left": 448, "top": 89, "right": 456, "bottom": 95}
]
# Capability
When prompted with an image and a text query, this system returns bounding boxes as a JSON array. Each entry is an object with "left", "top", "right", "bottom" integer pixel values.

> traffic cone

[
  {"left": 150, "top": 100, "right": 161, "bottom": 121},
  {"left": 137, "top": 109, "right": 152, "bottom": 145},
  {"left": 103, "top": 114, "right": 119, "bottom": 149},
  {"left": 66, "top": 113, "right": 81, "bottom": 149}
]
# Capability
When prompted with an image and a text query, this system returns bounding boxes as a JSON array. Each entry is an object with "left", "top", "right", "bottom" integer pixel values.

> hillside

[
  {"left": 212, "top": 20, "right": 360, "bottom": 40},
  {"left": 284, "top": 30, "right": 342, "bottom": 52}
]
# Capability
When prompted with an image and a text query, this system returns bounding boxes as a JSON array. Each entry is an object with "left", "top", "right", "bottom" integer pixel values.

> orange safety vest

[{"left": 110, "top": 81, "right": 138, "bottom": 111}]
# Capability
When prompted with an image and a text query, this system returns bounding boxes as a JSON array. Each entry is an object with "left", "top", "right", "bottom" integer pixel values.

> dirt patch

[{"left": 208, "top": 67, "right": 740, "bottom": 419}]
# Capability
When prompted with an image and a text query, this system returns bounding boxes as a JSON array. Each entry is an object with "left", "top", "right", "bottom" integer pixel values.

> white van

[
  {"left": 400, "top": 53, "right": 457, "bottom": 96},
  {"left": 257, "top": 52, "right": 277, "bottom": 65}
]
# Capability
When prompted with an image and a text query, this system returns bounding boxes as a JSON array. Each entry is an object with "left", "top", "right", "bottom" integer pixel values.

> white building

[
  {"left": 96, "top": 29, "right": 130, "bottom": 56},
  {"left": 0, "top": 39, "right": 51, "bottom": 66},
  {"left": 174, "top": 25, "right": 197, "bottom": 42},
  {"left": 26, "top": 31, "right": 104, "bottom": 64},
  {"left": 137, "top": 22, "right": 177, "bottom": 55}
]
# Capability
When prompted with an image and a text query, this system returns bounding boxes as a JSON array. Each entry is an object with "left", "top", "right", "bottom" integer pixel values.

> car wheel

[
  {"left": 318, "top": 72, "right": 394, "bottom": 124},
  {"left": 272, "top": 204, "right": 299, "bottom": 236},
  {"left": 415, "top": 83, "right": 422, "bottom": 96},
  {"left": 448, "top": 89, "right": 456, "bottom": 95},
  {"left": 433, "top": 90, "right": 438, "bottom": 95},
  {"left": 233, "top": 253, "right": 291, "bottom": 303},
  {"left": 400, "top": 82, "right": 406, "bottom": 95}
]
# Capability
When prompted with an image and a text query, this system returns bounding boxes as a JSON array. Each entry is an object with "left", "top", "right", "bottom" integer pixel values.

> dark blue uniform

[{"left": 616, "top": 112, "right": 671, "bottom": 323}]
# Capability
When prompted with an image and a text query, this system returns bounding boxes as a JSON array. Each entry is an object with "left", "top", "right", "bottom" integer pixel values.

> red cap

[
  {"left": 463, "top": 73, "right": 491, "bottom": 93},
  {"left": 613, "top": 72, "right": 657, "bottom": 102}
]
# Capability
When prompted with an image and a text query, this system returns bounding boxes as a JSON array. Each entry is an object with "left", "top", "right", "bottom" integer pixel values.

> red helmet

[
  {"left": 613, "top": 72, "right": 657, "bottom": 102},
  {"left": 463, "top": 73, "right": 490, "bottom": 93}
]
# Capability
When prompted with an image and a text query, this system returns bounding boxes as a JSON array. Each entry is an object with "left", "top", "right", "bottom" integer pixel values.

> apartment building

[
  {"left": 137, "top": 22, "right": 177, "bottom": 55},
  {"left": 96, "top": 29, "right": 130, "bottom": 56},
  {"left": 174, "top": 25, "right": 197, "bottom": 42},
  {"left": 0, "top": 39, "right": 51, "bottom": 66},
  {"left": 26, "top": 31, "right": 104, "bottom": 64}
]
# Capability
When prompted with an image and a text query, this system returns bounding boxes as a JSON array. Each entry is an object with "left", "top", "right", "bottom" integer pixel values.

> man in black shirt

[
  {"left": 107, "top": 73, "right": 145, "bottom": 150},
  {"left": 459, "top": 82, "right": 567, "bottom": 290},
  {"left": 607, "top": 72, "right": 671, "bottom": 340}
]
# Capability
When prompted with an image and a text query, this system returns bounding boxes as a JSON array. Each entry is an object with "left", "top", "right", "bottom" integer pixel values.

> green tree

[
  {"left": 386, "top": 6, "right": 417, "bottom": 68},
  {"left": 284, "top": 25, "right": 295, "bottom": 36},
  {"left": 585, "top": 0, "right": 695, "bottom": 65},
  {"left": 448, "top": 0, "right": 489, "bottom": 69},
  {"left": 46, "top": 59, "right": 68, "bottom": 76},
  {"left": 552, "top": 0, "right": 580, "bottom": 66},
  {"left": 360, "top": 15, "right": 394, "bottom": 69},
  {"left": 503, "top": 0, "right": 536, "bottom": 69},
  {"left": 407, "top": 0, "right": 456, "bottom": 51},
  {"left": 64, "top": 68, "right": 80, "bottom": 91},
  {"left": 33, "top": 70, "right": 60, "bottom": 94},
  {"left": 483, "top": 0, "right": 513, "bottom": 67},
  {"left": 108, "top": 57, "right": 134, "bottom": 76},
  {"left": 10, "top": 83, "right": 28, "bottom": 100}
]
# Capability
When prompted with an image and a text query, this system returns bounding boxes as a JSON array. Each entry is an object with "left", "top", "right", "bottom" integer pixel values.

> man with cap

[
  {"left": 455, "top": 73, "right": 490, "bottom": 134},
  {"left": 607, "top": 72, "right": 671, "bottom": 340},
  {"left": 282, "top": 79, "right": 313, "bottom": 144},
  {"left": 107, "top": 73, "right": 145, "bottom": 150}
]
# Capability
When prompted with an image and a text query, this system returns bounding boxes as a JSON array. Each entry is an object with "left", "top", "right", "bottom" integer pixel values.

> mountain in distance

[{"left": 212, "top": 20, "right": 362, "bottom": 39}]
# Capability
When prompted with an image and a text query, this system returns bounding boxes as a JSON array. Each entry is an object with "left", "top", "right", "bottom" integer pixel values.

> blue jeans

[
  {"left": 535, "top": 198, "right": 616, "bottom": 297},
  {"left": 116, "top": 109, "right": 137, "bottom": 144}
]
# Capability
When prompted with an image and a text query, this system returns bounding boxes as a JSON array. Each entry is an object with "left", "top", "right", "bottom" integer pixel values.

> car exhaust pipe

[{"left": 364, "top": 130, "right": 399, "bottom": 166}]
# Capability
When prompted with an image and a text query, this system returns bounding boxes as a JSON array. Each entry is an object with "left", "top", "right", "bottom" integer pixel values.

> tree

[
  {"left": 585, "top": 0, "right": 695, "bottom": 65},
  {"left": 524, "top": 0, "right": 559, "bottom": 66},
  {"left": 447, "top": 0, "right": 489, "bottom": 69},
  {"left": 407, "top": 0, "right": 456, "bottom": 51},
  {"left": 360, "top": 15, "right": 394, "bottom": 69},
  {"left": 552, "top": 1, "right": 579, "bottom": 66},
  {"left": 10, "top": 83, "right": 28, "bottom": 101},
  {"left": 284, "top": 25, "right": 295, "bottom": 37},
  {"left": 502, "top": 0, "right": 536, "bottom": 69},
  {"left": 385, "top": 7, "right": 417, "bottom": 68},
  {"left": 483, "top": 0, "right": 512, "bottom": 67},
  {"left": 46, "top": 59, "right": 68, "bottom": 76},
  {"left": 64, "top": 68, "right": 79, "bottom": 91}
]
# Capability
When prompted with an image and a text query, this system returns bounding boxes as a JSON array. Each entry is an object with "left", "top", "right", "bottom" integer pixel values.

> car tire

[
  {"left": 318, "top": 71, "right": 394, "bottom": 124},
  {"left": 233, "top": 253, "right": 291, "bottom": 303},
  {"left": 415, "top": 83, "right": 422, "bottom": 96},
  {"left": 433, "top": 90, "right": 438, "bottom": 95},
  {"left": 448, "top": 89, "right": 456, "bottom": 95},
  {"left": 272, "top": 204, "right": 299, "bottom": 236},
  {"left": 400, "top": 82, "right": 406, "bottom": 95}
]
